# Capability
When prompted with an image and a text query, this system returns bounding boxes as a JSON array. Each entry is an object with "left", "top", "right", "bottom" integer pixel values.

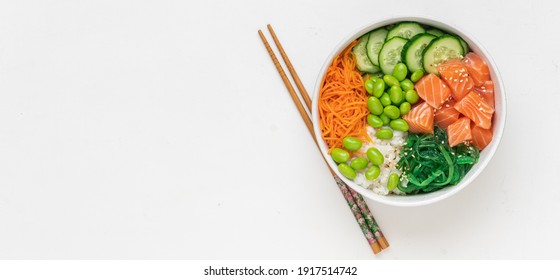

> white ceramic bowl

[{"left": 312, "top": 16, "right": 506, "bottom": 207}]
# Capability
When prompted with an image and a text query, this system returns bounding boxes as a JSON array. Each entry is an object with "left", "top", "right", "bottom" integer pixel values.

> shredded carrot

[{"left": 319, "top": 41, "right": 370, "bottom": 153}]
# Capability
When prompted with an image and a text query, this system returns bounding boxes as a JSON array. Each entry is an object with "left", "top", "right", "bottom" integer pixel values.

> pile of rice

[{"left": 353, "top": 126, "right": 407, "bottom": 195}]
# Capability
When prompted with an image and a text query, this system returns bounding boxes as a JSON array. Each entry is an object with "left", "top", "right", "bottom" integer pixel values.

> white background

[{"left": 0, "top": 0, "right": 559, "bottom": 259}]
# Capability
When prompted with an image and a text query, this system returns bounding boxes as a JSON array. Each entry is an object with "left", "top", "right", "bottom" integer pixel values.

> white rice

[{"left": 353, "top": 126, "right": 407, "bottom": 195}]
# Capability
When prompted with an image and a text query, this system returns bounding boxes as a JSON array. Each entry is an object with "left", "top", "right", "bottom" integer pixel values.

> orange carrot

[{"left": 319, "top": 41, "right": 370, "bottom": 153}]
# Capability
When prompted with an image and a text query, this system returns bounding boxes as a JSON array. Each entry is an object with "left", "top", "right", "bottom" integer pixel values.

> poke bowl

[{"left": 312, "top": 16, "right": 506, "bottom": 207}]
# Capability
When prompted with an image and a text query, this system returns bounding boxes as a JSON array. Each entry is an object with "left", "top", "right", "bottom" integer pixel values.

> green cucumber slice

[
  {"left": 426, "top": 29, "right": 445, "bottom": 37},
  {"left": 387, "top": 22, "right": 426, "bottom": 40},
  {"left": 422, "top": 35, "right": 465, "bottom": 75},
  {"left": 366, "top": 28, "right": 389, "bottom": 66},
  {"left": 402, "top": 33, "right": 436, "bottom": 73},
  {"left": 457, "top": 36, "right": 469, "bottom": 53},
  {"left": 352, "top": 34, "right": 380, "bottom": 73},
  {"left": 378, "top": 37, "right": 408, "bottom": 75}
]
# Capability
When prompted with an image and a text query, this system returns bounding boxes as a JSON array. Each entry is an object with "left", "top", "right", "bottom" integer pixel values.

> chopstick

[{"left": 258, "top": 25, "right": 389, "bottom": 254}]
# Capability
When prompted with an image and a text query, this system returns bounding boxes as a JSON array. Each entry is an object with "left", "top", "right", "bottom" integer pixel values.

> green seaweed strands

[{"left": 397, "top": 127, "right": 480, "bottom": 194}]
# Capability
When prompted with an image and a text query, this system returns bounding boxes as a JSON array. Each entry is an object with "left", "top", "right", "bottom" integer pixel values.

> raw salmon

[
  {"left": 437, "top": 60, "right": 474, "bottom": 101},
  {"left": 402, "top": 102, "right": 434, "bottom": 134},
  {"left": 462, "top": 52, "right": 490, "bottom": 87},
  {"left": 446, "top": 117, "right": 472, "bottom": 147},
  {"left": 414, "top": 73, "right": 451, "bottom": 109},
  {"left": 474, "top": 80, "right": 495, "bottom": 108},
  {"left": 470, "top": 124, "right": 493, "bottom": 150},
  {"left": 434, "top": 99, "right": 460, "bottom": 129},
  {"left": 454, "top": 91, "right": 494, "bottom": 129}
]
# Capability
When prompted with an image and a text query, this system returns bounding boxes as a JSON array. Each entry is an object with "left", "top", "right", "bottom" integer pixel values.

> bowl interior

[{"left": 312, "top": 16, "right": 506, "bottom": 207}]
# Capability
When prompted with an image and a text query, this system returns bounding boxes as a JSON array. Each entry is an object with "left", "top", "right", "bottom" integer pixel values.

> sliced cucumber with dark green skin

[
  {"left": 402, "top": 33, "right": 436, "bottom": 73},
  {"left": 387, "top": 22, "right": 426, "bottom": 40},
  {"left": 422, "top": 35, "right": 465, "bottom": 75},
  {"left": 352, "top": 34, "right": 380, "bottom": 73},
  {"left": 366, "top": 28, "right": 388, "bottom": 66},
  {"left": 426, "top": 28, "right": 469, "bottom": 53},
  {"left": 457, "top": 36, "right": 469, "bottom": 53},
  {"left": 426, "top": 28, "right": 445, "bottom": 37},
  {"left": 378, "top": 37, "right": 408, "bottom": 75}
]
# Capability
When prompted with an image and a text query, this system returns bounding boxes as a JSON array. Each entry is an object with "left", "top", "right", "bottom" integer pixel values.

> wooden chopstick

[
  {"left": 259, "top": 26, "right": 388, "bottom": 253},
  {"left": 266, "top": 24, "right": 312, "bottom": 110}
]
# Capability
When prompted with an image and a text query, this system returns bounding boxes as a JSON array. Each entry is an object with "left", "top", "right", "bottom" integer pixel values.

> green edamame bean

[
  {"left": 364, "top": 79, "right": 375, "bottom": 94},
  {"left": 372, "top": 79, "right": 385, "bottom": 98},
  {"left": 389, "top": 119, "right": 409, "bottom": 131},
  {"left": 338, "top": 163, "right": 356, "bottom": 180},
  {"left": 383, "top": 75, "right": 400, "bottom": 87},
  {"left": 350, "top": 157, "right": 368, "bottom": 171},
  {"left": 367, "top": 96, "right": 383, "bottom": 115},
  {"left": 342, "top": 136, "right": 362, "bottom": 151},
  {"left": 400, "top": 79, "right": 414, "bottom": 91},
  {"left": 380, "top": 93, "right": 392, "bottom": 107},
  {"left": 411, "top": 69, "right": 425, "bottom": 83},
  {"left": 399, "top": 102, "right": 411, "bottom": 115},
  {"left": 383, "top": 105, "right": 400, "bottom": 119},
  {"left": 379, "top": 113, "right": 390, "bottom": 125},
  {"left": 365, "top": 165, "right": 381, "bottom": 180},
  {"left": 387, "top": 173, "right": 399, "bottom": 191},
  {"left": 366, "top": 147, "right": 384, "bottom": 165},
  {"left": 367, "top": 114, "right": 383, "bottom": 128},
  {"left": 389, "top": 86, "right": 404, "bottom": 104},
  {"left": 331, "top": 148, "right": 350, "bottom": 164},
  {"left": 405, "top": 89, "right": 420, "bottom": 104},
  {"left": 392, "top": 63, "right": 408, "bottom": 81},
  {"left": 376, "top": 128, "right": 393, "bottom": 140}
]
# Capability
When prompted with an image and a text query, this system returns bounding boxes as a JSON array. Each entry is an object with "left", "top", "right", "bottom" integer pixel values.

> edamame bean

[
  {"left": 342, "top": 136, "right": 362, "bottom": 151},
  {"left": 367, "top": 114, "right": 383, "bottom": 128},
  {"left": 366, "top": 147, "right": 384, "bottom": 165},
  {"left": 350, "top": 157, "right": 368, "bottom": 171},
  {"left": 390, "top": 119, "right": 409, "bottom": 131},
  {"left": 380, "top": 93, "right": 392, "bottom": 107},
  {"left": 331, "top": 148, "right": 350, "bottom": 164},
  {"left": 376, "top": 128, "right": 393, "bottom": 139},
  {"left": 338, "top": 163, "right": 356, "bottom": 180},
  {"left": 364, "top": 79, "right": 375, "bottom": 94},
  {"left": 383, "top": 105, "right": 400, "bottom": 119},
  {"left": 370, "top": 77, "right": 380, "bottom": 84},
  {"left": 365, "top": 165, "right": 381, "bottom": 180},
  {"left": 400, "top": 79, "right": 414, "bottom": 91},
  {"left": 389, "top": 86, "right": 404, "bottom": 104},
  {"left": 387, "top": 173, "right": 399, "bottom": 191},
  {"left": 411, "top": 69, "right": 425, "bottom": 83},
  {"left": 383, "top": 75, "right": 400, "bottom": 87},
  {"left": 379, "top": 113, "right": 390, "bottom": 125},
  {"left": 399, "top": 102, "right": 411, "bottom": 115},
  {"left": 367, "top": 96, "right": 383, "bottom": 115},
  {"left": 392, "top": 63, "right": 408, "bottom": 81},
  {"left": 405, "top": 89, "right": 420, "bottom": 104},
  {"left": 373, "top": 79, "right": 385, "bottom": 98}
]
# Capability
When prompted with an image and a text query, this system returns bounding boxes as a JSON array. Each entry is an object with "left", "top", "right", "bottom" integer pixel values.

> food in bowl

[{"left": 318, "top": 21, "right": 496, "bottom": 196}]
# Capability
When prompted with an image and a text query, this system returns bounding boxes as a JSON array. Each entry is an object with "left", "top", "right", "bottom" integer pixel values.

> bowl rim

[{"left": 311, "top": 16, "right": 507, "bottom": 207}]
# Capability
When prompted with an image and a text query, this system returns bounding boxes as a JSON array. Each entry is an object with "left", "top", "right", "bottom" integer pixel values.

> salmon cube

[
  {"left": 447, "top": 117, "right": 472, "bottom": 147},
  {"left": 414, "top": 73, "right": 451, "bottom": 109}
]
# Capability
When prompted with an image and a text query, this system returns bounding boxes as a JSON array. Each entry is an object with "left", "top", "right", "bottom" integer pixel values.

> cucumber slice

[
  {"left": 402, "top": 33, "right": 436, "bottom": 73},
  {"left": 378, "top": 37, "right": 408, "bottom": 75},
  {"left": 352, "top": 35, "right": 380, "bottom": 73},
  {"left": 387, "top": 22, "right": 426, "bottom": 40},
  {"left": 426, "top": 29, "right": 445, "bottom": 37},
  {"left": 366, "top": 28, "right": 388, "bottom": 66},
  {"left": 422, "top": 35, "right": 465, "bottom": 75},
  {"left": 457, "top": 36, "right": 469, "bottom": 53}
]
